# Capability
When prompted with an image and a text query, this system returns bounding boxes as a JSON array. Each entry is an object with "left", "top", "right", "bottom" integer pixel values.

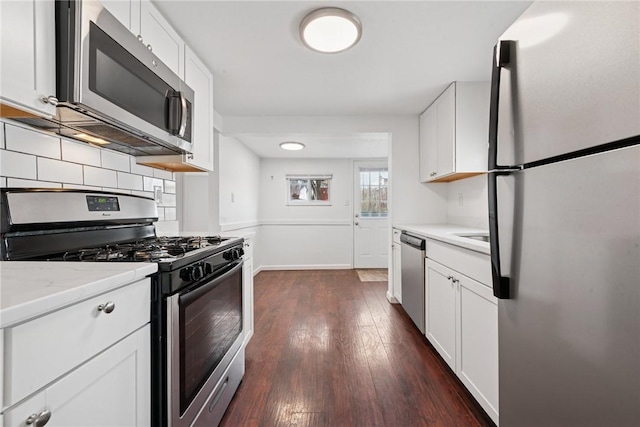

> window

[
  {"left": 359, "top": 167, "right": 388, "bottom": 217},
  {"left": 286, "top": 174, "right": 332, "bottom": 205}
]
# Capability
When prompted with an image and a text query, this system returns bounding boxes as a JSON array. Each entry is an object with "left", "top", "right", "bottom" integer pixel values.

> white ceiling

[{"left": 154, "top": 1, "right": 531, "bottom": 157}]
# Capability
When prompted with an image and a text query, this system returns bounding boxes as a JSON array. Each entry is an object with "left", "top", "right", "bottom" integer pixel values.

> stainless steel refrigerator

[{"left": 488, "top": 2, "right": 639, "bottom": 426}]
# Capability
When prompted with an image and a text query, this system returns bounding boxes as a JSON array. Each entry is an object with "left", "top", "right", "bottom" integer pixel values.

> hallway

[{"left": 220, "top": 270, "right": 493, "bottom": 427}]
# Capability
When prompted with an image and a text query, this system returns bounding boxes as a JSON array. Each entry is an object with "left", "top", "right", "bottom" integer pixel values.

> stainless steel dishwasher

[{"left": 400, "top": 232, "right": 426, "bottom": 333}]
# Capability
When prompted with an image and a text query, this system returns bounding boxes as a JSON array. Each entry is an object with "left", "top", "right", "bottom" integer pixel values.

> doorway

[{"left": 353, "top": 160, "right": 389, "bottom": 268}]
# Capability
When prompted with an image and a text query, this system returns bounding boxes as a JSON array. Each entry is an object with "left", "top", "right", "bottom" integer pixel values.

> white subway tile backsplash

[
  {"left": 159, "top": 193, "right": 176, "bottom": 207},
  {"left": 153, "top": 168, "right": 173, "bottom": 180},
  {"left": 61, "top": 140, "right": 101, "bottom": 166},
  {"left": 164, "top": 207, "right": 176, "bottom": 221},
  {"left": 7, "top": 178, "right": 62, "bottom": 188},
  {"left": 132, "top": 190, "right": 154, "bottom": 199},
  {"left": 0, "top": 150, "right": 37, "bottom": 179},
  {"left": 117, "top": 172, "right": 143, "bottom": 190},
  {"left": 1, "top": 123, "right": 177, "bottom": 225},
  {"left": 164, "top": 180, "right": 176, "bottom": 194},
  {"left": 5, "top": 124, "right": 61, "bottom": 159},
  {"left": 130, "top": 158, "right": 154, "bottom": 176},
  {"left": 63, "top": 183, "right": 102, "bottom": 191},
  {"left": 84, "top": 165, "right": 117, "bottom": 187},
  {"left": 143, "top": 176, "right": 164, "bottom": 192},
  {"left": 37, "top": 158, "right": 83, "bottom": 184},
  {"left": 101, "top": 150, "right": 130, "bottom": 172}
]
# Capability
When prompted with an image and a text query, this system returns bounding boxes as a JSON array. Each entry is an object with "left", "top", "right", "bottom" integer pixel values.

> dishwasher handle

[{"left": 400, "top": 233, "right": 426, "bottom": 250}]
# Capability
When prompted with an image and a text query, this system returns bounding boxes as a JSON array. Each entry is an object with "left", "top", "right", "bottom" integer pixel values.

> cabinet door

[
  {"left": 425, "top": 259, "right": 456, "bottom": 370},
  {"left": 99, "top": 0, "right": 137, "bottom": 34},
  {"left": 2, "top": 326, "right": 150, "bottom": 426},
  {"left": 0, "top": 0, "right": 56, "bottom": 117},
  {"left": 419, "top": 106, "right": 438, "bottom": 182},
  {"left": 457, "top": 275, "right": 498, "bottom": 424},
  {"left": 140, "top": 0, "right": 184, "bottom": 77},
  {"left": 392, "top": 243, "right": 402, "bottom": 301},
  {"left": 184, "top": 46, "right": 214, "bottom": 171},
  {"left": 242, "top": 256, "right": 254, "bottom": 346},
  {"left": 436, "top": 84, "right": 456, "bottom": 177}
]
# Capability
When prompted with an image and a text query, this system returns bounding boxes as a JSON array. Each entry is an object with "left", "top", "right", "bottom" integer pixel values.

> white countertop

[
  {"left": 0, "top": 262, "right": 157, "bottom": 328},
  {"left": 394, "top": 224, "right": 491, "bottom": 255}
]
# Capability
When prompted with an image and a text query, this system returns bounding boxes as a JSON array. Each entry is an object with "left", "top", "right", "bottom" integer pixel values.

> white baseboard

[{"left": 259, "top": 264, "right": 352, "bottom": 271}]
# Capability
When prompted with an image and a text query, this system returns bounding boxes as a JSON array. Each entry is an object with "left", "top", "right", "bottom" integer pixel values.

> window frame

[{"left": 285, "top": 174, "right": 333, "bottom": 206}]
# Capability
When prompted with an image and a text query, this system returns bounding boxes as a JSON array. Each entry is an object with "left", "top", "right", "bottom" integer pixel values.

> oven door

[
  {"left": 57, "top": 0, "right": 193, "bottom": 151},
  {"left": 166, "top": 260, "right": 244, "bottom": 427}
]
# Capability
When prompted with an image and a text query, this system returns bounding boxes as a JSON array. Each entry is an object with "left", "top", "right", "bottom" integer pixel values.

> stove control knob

[
  {"left": 180, "top": 265, "right": 204, "bottom": 282},
  {"left": 204, "top": 262, "right": 213, "bottom": 275}
]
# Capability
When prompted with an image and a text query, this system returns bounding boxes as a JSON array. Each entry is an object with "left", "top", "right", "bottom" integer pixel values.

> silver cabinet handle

[
  {"left": 26, "top": 409, "right": 51, "bottom": 426},
  {"left": 147, "top": 44, "right": 152, "bottom": 52},
  {"left": 430, "top": 172, "right": 437, "bottom": 177},
  {"left": 452, "top": 278, "right": 459, "bottom": 284},
  {"left": 137, "top": 34, "right": 143, "bottom": 42},
  {"left": 355, "top": 222, "right": 359, "bottom": 226},
  {"left": 41, "top": 96, "right": 58, "bottom": 106},
  {"left": 97, "top": 301, "right": 116, "bottom": 314},
  {"left": 447, "top": 276, "right": 453, "bottom": 280}
]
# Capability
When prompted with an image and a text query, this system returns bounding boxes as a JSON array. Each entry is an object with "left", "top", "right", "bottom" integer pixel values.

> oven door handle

[{"left": 179, "top": 260, "right": 243, "bottom": 305}]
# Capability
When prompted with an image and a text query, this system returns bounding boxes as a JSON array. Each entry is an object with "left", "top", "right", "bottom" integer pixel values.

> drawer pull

[
  {"left": 26, "top": 409, "right": 51, "bottom": 426},
  {"left": 97, "top": 301, "right": 116, "bottom": 314}
]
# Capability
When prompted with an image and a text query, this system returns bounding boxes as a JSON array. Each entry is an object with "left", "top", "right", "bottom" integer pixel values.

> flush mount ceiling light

[
  {"left": 300, "top": 7, "right": 362, "bottom": 53},
  {"left": 280, "top": 141, "right": 305, "bottom": 151}
]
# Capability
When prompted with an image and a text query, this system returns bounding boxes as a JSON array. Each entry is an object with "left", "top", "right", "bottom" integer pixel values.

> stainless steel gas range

[{"left": 0, "top": 188, "right": 245, "bottom": 427}]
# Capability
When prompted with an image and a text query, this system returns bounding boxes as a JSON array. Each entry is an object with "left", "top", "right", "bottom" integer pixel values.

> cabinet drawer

[
  {"left": 427, "top": 240, "right": 491, "bottom": 286},
  {"left": 4, "top": 279, "right": 150, "bottom": 406}
]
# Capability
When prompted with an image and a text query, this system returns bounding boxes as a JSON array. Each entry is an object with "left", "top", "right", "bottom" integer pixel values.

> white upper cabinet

[
  {"left": 183, "top": 46, "right": 215, "bottom": 172},
  {"left": 0, "top": 0, "right": 57, "bottom": 118},
  {"left": 99, "top": 0, "right": 140, "bottom": 35},
  {"left": 419, "top": 82, "right": 490, "bottom": 183},
  {"left": 139, "top": 0, "right": 185, "bottom": 78}
]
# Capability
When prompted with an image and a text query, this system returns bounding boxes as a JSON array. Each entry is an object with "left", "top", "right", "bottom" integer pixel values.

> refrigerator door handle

[
  {"left": 488, "top": 40, "right": 515, "bottom": 171},
  {"left": 488, "top": 40, "right": 517, "bottom": 299},
  {"left": 489, "top": 171, "right": 512, "bottom": 299}
]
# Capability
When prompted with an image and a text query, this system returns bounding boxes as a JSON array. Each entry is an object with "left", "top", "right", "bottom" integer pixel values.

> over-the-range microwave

[{"left": 17, "top": 0, "right": 194, "bottom": 158}]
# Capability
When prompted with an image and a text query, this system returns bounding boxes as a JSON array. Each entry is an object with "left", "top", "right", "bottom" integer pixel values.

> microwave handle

[
  {"left": 178, "top": 92, "right": 187, "bottom": 138},
  {"left": 167, "top": 90, "right": 187, "bottom": 137}
]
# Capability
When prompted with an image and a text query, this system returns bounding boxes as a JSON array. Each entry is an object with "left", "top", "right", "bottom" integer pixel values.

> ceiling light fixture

[
  {"left": 300, "top": 8, "right": 362, "bottom": 53},
  {"left": 280, "top": 141, "right": 305, "bottom": 151}
]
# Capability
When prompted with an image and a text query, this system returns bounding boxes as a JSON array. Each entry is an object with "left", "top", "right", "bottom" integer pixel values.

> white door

[{"left": 353, "top": 161, "right": 389, "bottom": 269}]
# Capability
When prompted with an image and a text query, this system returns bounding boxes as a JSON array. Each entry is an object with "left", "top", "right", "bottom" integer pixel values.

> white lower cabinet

[
  {"left": 425, "top": 260, "right": 457, "bottom": 370},
  {"left": 425, "top": 257, "right": 499, "bottom": 424},
  {"left": 3, "top": 326, "right": 150, "bottom": 427},
  {"left": 242, "top": 237, "right": 255, "bottom": 346},
  {"left": 1, "top": 279, "right": 151, "bottom": 426}
]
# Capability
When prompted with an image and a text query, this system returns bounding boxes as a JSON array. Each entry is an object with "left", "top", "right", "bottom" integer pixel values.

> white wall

[
  {"left": 0, "top": 120, "right": 178, "bottom": 232},
  {"left": 216, "top": 135, "right": 261, "bottom": 267},
  {"left": 219, "top": 134, "right": 260, "bottom": 229},
  {"left": 447, "top": 174, "right": 489, "bottom": 228},
  {"left": 258, "top": 158, "right": 353, "bottom": 269}
]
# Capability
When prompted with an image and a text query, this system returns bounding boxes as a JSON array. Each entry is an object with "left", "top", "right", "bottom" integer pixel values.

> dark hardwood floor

[{"left": 220, "top": 270, "right": 494, "bottom": 427}]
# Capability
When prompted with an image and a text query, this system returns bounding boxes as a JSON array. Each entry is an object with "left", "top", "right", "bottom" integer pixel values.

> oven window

[
  {"left": 179, "top": 266, "right": 243, "bottom": 413},
  {"left": 88, "top": 22, "right": 170, "bottom": 130}
]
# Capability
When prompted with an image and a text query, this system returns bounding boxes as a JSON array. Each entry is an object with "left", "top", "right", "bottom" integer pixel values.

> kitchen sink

[{"left": 455, "top": 233, "right": 490, "bottom": 243}]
